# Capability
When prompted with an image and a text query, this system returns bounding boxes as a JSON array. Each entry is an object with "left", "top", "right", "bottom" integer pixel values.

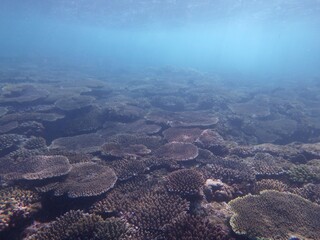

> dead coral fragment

[
  {"left": 0, "top": 187, "right": 41, "bottom": 232},
  {"left": 229, "top": 190, "right": 320, "bottom": 240},
  {"left": 52, "top": 162, "right": 117, "bottom": 198},
  {"left": 166, "top": 169, "right": 204, "bottom": 196},
  {"left": 0, "top": 155, "right": 71, "bottom": 180}
]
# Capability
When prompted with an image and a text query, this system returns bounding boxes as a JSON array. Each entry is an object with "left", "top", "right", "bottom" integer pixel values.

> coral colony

[{"left": 0, "top": 68, "right": 320, "bottom": 240}]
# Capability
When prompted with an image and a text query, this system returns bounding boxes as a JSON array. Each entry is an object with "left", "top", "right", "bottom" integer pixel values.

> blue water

[{"left": 1, "top": 0, "right": 320, "bottom": 84}]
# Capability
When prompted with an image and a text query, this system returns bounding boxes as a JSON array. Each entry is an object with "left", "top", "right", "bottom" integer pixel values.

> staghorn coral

[
  {"left": 0, "top": 155, "right": 71, "bottom": 180},
  {"left": 288, "top": 164, "right": 319, "bottom": 184},
  {"left": 0, "top": 187, "right": 41, "bottom": 232},
  {"left": 166, "top": 169, "right": 204, "bottom": 196},
  {"left": 229, "top": 190, "right": 320, "bottom": 240},
  {"left": 18, "top": 121, "right": 45, "bottom": 136},
  {"left": 110, "top": 158, "right": 147, "bottom": 181},
  {"left": 255, "top": 179, "right": 289, "bottom": 193},
  {"left": 26, "top": 210, "right": 130, "bottom": 240},
  {"left": 90, "top": 176, "right": 158, "bottom": 216},
  {"left": 292, "top": 183, "right": 320, "bottom": 204},
  {"left": 155, "top": 142, "right": 199, "bottom": 162},
  {"left": 52, "top": 162, "right": 117, "bottom": 198},
  {"left": 297, "top": 142, "right": 320, "bottom": 159},
  {"left": 195, "top": 129, "right": 229, "bottom": 156},
  {"left": 245, "top": 152, "right": 290, "bottom": 177},
  {"left": 23, "top": 137, "right": 47, "bottom": 151},
  {"left": 49, "top": 133, "right": 104, "bottom": 153},
  {"left": 201, "top": 156, "right": 255, "bottom": 185},
  {"left": 127, "top": 192, "right": 189, "bottom": 237},
  {"left": 0, "top": 134, "right": 23, "bottom": 154},
  {"left": 62, "top": 106, "right": 106, "bottom": 135},
  {"left": 106, "top": 102, "right": 145, "bottom": 122},
  {"left": 47, "top": 149, "right": 93, "bottom": 164},
  {"left": 162, "top": 214, "right": 231, "bottom": 240},
  {"left": 163, "top": 127, "right": 203, "bottom": 143}
]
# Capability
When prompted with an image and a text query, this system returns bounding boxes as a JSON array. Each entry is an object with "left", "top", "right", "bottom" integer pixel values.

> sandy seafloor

[{"left": 0, "top": 62, "right": 320, "bottom": 240}]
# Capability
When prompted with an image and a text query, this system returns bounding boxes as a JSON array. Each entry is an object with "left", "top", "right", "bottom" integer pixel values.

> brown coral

[
  {"left": 166, "top": 169, "right": 204, "bottom": 196},
  {"left": 49, "top": 133, "right": 104, "bottom": 153},
  {"left": 163, "top": 127, "right": 203, "bottom": 143},
  {"left": 127, "top": 192, "right": 189, "bottom": 237},
  {"left": 0, "top": 187, "right": 41, "bottom": 232},
  {"left": 26, "top": 210, "right": 130, "bottom": 240},
  {"left": 155, "top": 142, "right": 199, "bottom": 162},
  {"left": 101, "top": 143, "right": 151, "bottom": 158},
  {"left": 52, "top": 162, "right": 117, "bottom": 198},
  {"left": 0, "top": 155, "right": 71, "bottom": 180},
  {"left": 255, "top": 179, "right": 289, "bottom": 193},
  {"left": 146, "top": 110, "right": 219, "bottom": 127},
  {"left": 229, "top": 190, "right": 320, "bottom": 240},
  {"left": 162, "top": 215, "right": 231, "bottom": 240},
  {"left": 110, "top": 158, "right": 147, "bottom": 181},
  {"left": 54, "top": 95, "right": 95, "bottom": 111}
]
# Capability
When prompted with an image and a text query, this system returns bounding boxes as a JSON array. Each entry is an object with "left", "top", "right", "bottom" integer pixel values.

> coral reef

[
  {"left": 0, "top": 187, "right": 41, "bottom": 232},
  {"left": 54, "top": 95, "right": 95, "bottom": 111},
  {"left": 26, "top": 210, "right": 129, "bottom": 240},
  {"left": 163, "top": 127, "right": 203, "bottom": 143},
  {"left": 165, "top": 169, "right": 204, "bottom": 196},
  {"left": 162, "top": 215, "right": 231, "bottom": 240},
  {"left": 0, "top": 155, "right": 71, "bottom": 180},
  {"left": 101, "top": 143, "right": 151, "bottom": 158},
  {"left": 255, "top": 179, "right": 289, "bottom": 193},
  {"left": 50, "top": 162, "right": 117, "bottom": 198},
  {"left": 229, "top": 190, "right": 320, "bottom": 240},
  {"left": 154, "top": 142, "right": 199, "bottom": 162},
  {"left": 127, "top": 192, "right": 189, "bottom": 237},
  {"left": 2, "top": 66, "right": 320, "bottom": 239},
  {"left": 49, "top": 133, "right": 104, "bottom": 153},
  {"left": 204, "top": 179, "right": 235, "bottom": 202},
  {"left": 110, "top": 158, "right": 147, "bottom": 181}
]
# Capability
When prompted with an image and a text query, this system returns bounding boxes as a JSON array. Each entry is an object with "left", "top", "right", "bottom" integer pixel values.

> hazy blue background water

[{"left": 1, "top": 0, "right": 320, "bottom": 83}]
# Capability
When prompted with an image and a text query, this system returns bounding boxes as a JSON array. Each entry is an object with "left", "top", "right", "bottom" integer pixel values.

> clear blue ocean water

[{"left": 1, "top": 0, "right": 320, "bottom": 85}]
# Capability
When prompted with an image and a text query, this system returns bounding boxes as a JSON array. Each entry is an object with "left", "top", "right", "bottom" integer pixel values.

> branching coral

[
  {"left": 26, "top": 210, "right": 130, "bottom": 240},
  {"left": 127, "top": 192, "right": 189, "bottom": 237},
  {"left": 166, "top": 169, "right": 204, "bottom": 196},
  {"left": 0, "top": 187, "right": 41, "bottom": 232},
  {"left": 162, "top": 215, "right": 231, "bottom": 240}
]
